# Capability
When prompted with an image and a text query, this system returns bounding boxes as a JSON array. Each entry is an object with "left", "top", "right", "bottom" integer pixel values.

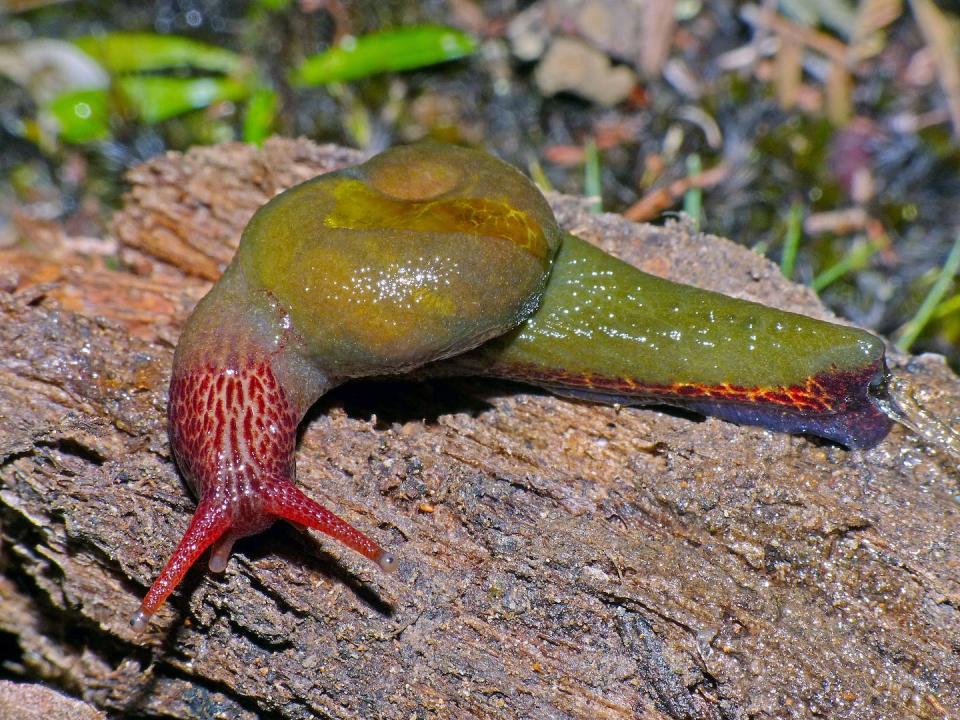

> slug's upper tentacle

[{"left": 263, "top": 482, "right": 397, "bottom": 572}]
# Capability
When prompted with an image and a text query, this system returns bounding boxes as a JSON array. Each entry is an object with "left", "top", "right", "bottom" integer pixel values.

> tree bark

[{"left": 1, "top": 138, "right": 958, "bottom": 719}]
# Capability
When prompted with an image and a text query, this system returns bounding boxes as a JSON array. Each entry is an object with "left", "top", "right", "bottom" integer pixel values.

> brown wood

[{"left": 1, "top": 138, "right": 958, "bottom": 719}]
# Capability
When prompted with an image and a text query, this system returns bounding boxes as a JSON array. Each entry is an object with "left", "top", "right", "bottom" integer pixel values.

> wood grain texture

[{"left": 0, "top": 138, "right": 958, "bottom": 719}]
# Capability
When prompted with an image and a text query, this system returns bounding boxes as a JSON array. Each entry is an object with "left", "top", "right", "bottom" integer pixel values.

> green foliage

[
  {"left": 120, "top": 76, "right": 250, "bottom": 123},
  {"left": 73, "top": 33, "right": 244, "bottom": 75},
  {"left": 682, "top": 153, "right": 702, "bottom": 229},
  {"left": 584, "top": 139, "right": 602, "bottom": 214},
  {"left": 254, "top": 0, "right": 293, "bottom": 10},
  {"left": 46, "top": 88, "right": 110, "bottom": 143},
  {"left": 780, "top": 201, "right": 803, "bottom": 279},
  {"left": 35, "top": 32, "right": 259, "bottom": 145},
  {"left": 291, "top": 25, "right": 477, "bottom": 86},
  {"left": 811, "top": 239, "right": 881, "bottom": 292},
  {"left": 242, "top": 88, "right": 278, "bottom": 145},
  {"left": 31, "top": 25, "right": 476, "bottom": 147},
  {"left": 895, "top": 234, "right": 960, "bottom": 351}
]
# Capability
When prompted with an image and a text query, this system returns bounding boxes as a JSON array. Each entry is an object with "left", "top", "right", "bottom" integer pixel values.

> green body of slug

[
  {"left": 136, "top": 142, "right": 891, "bottom": 633},
  {"left": 230, "top": 142, "right": 889, "bottom": 447}
]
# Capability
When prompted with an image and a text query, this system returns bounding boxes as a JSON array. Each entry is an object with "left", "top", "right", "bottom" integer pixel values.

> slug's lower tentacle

[
  {"left": 209, "top": 535, "right": 237, "bottom": 573},
  {"left": 131, "top": 498, "right": 231, "bottom": 632}
]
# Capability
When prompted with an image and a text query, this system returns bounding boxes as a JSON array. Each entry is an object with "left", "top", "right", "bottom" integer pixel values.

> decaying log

[{"left": 1, "top": 138, "right": 958, "bottom": 719}]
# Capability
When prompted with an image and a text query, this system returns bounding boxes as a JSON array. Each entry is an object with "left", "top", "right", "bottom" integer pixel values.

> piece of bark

[
  {"left": 1, "top": 138, "right": 958, "bottom": 719},
  {"left": 0, "top": 680, "right": 106, "bottom": 720}
]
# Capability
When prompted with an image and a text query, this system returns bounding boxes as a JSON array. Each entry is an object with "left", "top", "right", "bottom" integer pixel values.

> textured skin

[
  {"left": 169, "top": 360, "right": 297, "bottom": 501},
  {"left": 134, "top": 357, "right": 386, "bottom": 627}
]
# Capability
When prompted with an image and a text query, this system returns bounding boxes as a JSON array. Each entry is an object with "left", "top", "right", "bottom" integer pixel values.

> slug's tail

[
  {"left": 442, "top": 232, "right": 895, "bottom": 450},
  {"left": 131, "top": 499, "right": 230, "bottom": 633}
]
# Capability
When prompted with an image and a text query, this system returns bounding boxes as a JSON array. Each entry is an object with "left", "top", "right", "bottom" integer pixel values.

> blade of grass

[
  {"left": 291, "top": 25, "right": 477, "bottom": 86},
  {"left": 74, "top": 33, "right": 243, "bottom": 75},
  {"left": 528, "top": 157, "right": 554, "bottom": 194},
  {"left": 932, "top": 291, "right": 960, "bottom": 319},
  {"left": 584, "top": 139, "right": 602, "bottom": 213},
  {"left": 811, "top": 238, "right": 881, "bottom": 292},
  {"left": 683, "top": 153, "right": 702, "bottom": 228},
  {"left": 895, "top": 233, "right": 960, "bottom": 351},
  {"left": 780, "top": 200, "right": 803, "bottom": 279},
  {"left": 243, "top": 87, "right": 277, "bottom": 145}
]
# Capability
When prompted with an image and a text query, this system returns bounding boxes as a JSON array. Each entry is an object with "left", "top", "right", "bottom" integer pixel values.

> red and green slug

[{"left": 131, "top": 144, "right": 892, "bottom": 631}]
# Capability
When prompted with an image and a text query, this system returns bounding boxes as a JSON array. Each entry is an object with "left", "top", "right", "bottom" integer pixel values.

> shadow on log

[{"left": 0, "top": 138, "right": 958, "bottom": 719}]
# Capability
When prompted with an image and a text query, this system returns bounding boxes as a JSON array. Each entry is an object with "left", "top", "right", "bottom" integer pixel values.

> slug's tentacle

[
  {"left": 209, "top": 535, "right": 237, "bottom": 573},
  {"left": 264, "top": 482, "right": 397, "bottom": 572},
  {"left": 131, "top": 499, "right": 230, "bottom": 632}
]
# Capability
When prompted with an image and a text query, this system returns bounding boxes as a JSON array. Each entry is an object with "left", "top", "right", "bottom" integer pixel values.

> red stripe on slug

[
  {"left": 489, "top": 356, "right": 892, "bottom": 449},
  {"left": 498, "top": 364, "right": 838, "bottom": 414}
]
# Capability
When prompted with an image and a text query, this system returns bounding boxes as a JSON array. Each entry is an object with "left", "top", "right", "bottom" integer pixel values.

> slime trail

[{"left": 875, "top": 374, "right": 960, "bottom": 465}]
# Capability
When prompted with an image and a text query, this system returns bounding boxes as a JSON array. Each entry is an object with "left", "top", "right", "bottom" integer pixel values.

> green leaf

[
  {"left": 243, "top": 87, "right": 278, "bottom": 145},
  {"left": 117, "top": 75, "right": 249, "bottom": 123},
  {"left": 74, "top": 32, "right": 243, "bottom": 75},
  {"left": 811, "top": 238, "right": 881, "bottom": 292},
  {"left": 46, "top": 88, "right": 110, "bottom": 143},
  {"left": 291, "top": 25, "right": 477, "bottom": 86}
]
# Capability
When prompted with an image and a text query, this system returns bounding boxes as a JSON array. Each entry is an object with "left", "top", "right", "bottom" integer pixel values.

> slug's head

[
  {"left": 236, "top": 143, "right": 563, "bottom": 377},
  {"left": 136, "top": 145, "right": 558, "bottom": 633}
]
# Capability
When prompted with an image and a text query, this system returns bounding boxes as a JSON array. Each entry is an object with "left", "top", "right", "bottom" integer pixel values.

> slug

[{"left": 131, "top": 144, "right": 892, "bottom": 631}]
